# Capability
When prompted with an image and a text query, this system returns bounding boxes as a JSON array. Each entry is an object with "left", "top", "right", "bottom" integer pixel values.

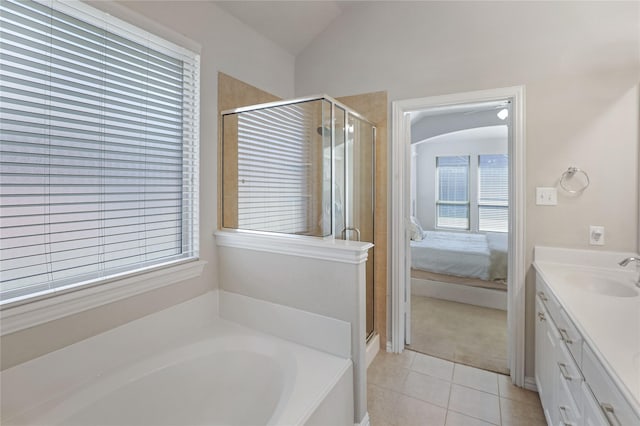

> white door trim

[{"left": 390, "top": 86, "right": 526, "bottom": 387}]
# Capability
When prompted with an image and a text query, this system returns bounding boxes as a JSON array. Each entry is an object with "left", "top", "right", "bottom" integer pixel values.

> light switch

[
  {"left": 536, "top": 187, "right": 557, "bottom": 205},
  {"left": 590, "top": 226, "right": 605, "bottom": 245}
]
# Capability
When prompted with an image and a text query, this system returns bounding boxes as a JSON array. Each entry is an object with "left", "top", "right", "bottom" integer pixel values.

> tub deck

[{"left": 1, "top": 292, "right": 353, "bottom": 426}]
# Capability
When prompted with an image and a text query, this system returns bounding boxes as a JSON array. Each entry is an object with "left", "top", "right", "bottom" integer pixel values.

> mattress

[{"left": 410, "top": 230, "right": 508, "bottom": 281}]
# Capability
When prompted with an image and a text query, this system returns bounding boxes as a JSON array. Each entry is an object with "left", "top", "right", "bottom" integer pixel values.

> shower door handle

[{"left": 341, "top": 227, "right": 361, "bottom": 241}]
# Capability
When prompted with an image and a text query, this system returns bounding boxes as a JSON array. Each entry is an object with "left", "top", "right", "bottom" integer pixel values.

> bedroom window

[
  {"left": 0, "top": 0, "right": 200, "bottom": 305},
  {"left": 478, "top": 154, "right": 509, "bottom": 232},
  {"left": 436, "top": 156, "right": 470, "bottom": 230}
]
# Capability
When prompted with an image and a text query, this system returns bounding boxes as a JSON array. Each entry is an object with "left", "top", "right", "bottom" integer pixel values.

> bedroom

[{"left": 407, "top": 100, "right": 511, "bottom": 375}]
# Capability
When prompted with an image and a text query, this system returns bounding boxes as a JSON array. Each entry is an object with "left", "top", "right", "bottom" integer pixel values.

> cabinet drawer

[
  {"left": 557, "top": 340, "right": 583, "bottom": 408},
  {"left": 557, "top": 308, "right": 583, "bottom": 366},
  {"left": 582, "top": 345, "right": 640, "bottom": 426},
  {"left": 582, "top": 382, "right": 609, "bottom": 426},
  {"left": 536, "top": 275, "right": 562, "bottom": 325},
  {"left": 557, "top": 370, "right": 581, "bottom": 426}
]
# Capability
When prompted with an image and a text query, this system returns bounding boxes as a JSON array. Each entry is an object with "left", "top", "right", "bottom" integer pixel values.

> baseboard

[
  {"left": 366, "top": 333, "right": 380, "bottom": 369},
  {"left": 411, "top": 278, "right": 507, "bottom": 310},
  {"left": 524, "top": 376, "right": 538, "bottom": 392},
  {"left": 355, "top": 412, "right": 370, "bottom": 426}
]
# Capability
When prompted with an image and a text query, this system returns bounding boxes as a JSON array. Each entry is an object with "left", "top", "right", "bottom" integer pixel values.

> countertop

[{"left": 533, "top": 246, "right": 640, "bottom": 417}]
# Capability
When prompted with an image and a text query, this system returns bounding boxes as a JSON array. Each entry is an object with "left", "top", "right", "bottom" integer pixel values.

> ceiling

[
  {"left": 214, "top": 1, "right": 347, "bottom": 56},
  {"left": 409, "top": 100, "right": 510, "bottom": 123}
]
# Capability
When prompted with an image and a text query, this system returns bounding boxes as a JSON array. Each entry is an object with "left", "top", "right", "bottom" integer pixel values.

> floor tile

[
  {"left": 500, "top": 397, "right": 547, "bottom": 426},
  {"left": 368, "top": 351, "right": 413, "bottom": 391},
  {"left": 368, "top": 362, "right": 409, "bottom": 392},
  {"left": 393, "top": 393, "right": 447, "bottom": 426},
  {"left": 401, "top": 371, "right": 451, "bottom": 408},
  {"left": 452, "top": 363, "right": 499, "bottom": 395},
  {"left": 411, "top": 352, "right": 455, "bottom": 381},
  {"left": 445, "top": 410, "right": 497, "bottom": 426},
  {"left": 367, "top": 383, "right": 398, "bottom": 426},
  {"left": 497, "top": 374, "right": 541, "bottom": 406},
  {"left": 374, "top": 349, "right": 416, "bottom": 369},
  {"left": 448, "top": 384, "right": 501, "bottom": 425}
]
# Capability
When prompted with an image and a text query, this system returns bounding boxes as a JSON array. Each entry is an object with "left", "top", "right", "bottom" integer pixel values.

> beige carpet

[{"left": 408, "top": 296, "right": 509, "bottom": 375}]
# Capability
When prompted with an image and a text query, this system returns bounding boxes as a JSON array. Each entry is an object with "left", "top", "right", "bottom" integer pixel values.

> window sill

[{"left": 0, "top": 259, "right": 207, "bottom": 336}]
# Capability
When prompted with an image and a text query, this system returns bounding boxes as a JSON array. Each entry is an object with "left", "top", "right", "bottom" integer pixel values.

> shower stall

[{"left": 221, "top": 96, "right": 376, "bottom": 339}]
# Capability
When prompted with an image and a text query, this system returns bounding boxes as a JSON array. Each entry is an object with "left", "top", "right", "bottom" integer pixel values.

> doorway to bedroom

[{"left": 405, "top": 99, "right": 511, "bottom": 375}]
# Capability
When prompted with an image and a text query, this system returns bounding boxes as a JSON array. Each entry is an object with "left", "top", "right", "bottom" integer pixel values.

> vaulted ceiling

[{"left": 214, "top": 1, "right": 349, "bottom": 56}]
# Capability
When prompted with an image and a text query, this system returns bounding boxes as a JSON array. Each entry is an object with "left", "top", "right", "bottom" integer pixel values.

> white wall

[
  {"left": 1, "top": 0, "right": 295, "bottom": 370},
  {"left": 295, "top": 1, "right": 640, "bottom": 377},
  {"left": 414, "top": 127, "right": 508, "bottom": 230}
]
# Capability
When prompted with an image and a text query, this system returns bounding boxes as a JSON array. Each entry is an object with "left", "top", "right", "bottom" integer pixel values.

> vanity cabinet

[
  {"left": 535, "top": 297, "right": 560, "bottom": 425},
  {"left": 535, "top": 274, "right": 640, "bottom": 426}
]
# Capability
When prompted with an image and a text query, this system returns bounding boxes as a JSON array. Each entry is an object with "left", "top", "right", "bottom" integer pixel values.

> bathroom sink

[{"left": 562, "top": 272, "right": 639, "bottom": 298}]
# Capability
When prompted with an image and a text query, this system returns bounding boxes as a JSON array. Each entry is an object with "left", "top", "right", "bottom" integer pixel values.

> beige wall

[
  {"left": 295, "top": 1, "right": 640, "bottom": 378},
  {"left": 1, "top": 1, "right": 295, "bottom": 370}
]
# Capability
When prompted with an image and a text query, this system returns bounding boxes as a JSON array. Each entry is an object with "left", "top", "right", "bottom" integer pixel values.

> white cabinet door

[
  {"left": 535, "top": 296, "right": 559, "bottom": 426},
  {"left": 582, "top": 382, "right": 608, "bottom": 426}
]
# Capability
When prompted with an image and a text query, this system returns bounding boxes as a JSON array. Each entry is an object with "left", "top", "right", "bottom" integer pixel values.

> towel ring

[{"left": 560, "top": 167, "right": 590, "bottom": 194}]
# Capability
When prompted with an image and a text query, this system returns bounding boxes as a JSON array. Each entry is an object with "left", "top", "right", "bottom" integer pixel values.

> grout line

[{"left": 498, "top": 393, "right": 503, "bottom": 426}]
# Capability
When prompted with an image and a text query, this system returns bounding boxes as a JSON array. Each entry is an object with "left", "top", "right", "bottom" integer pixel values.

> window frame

[
  {"left": 434, "top": 153, "right": 509, "bottom": 233},
  {"left": 435, "top": 155, "right": 471, "bottom": 230},
  {"left": 0, "top": 0, "right": 202, "bottom": 317}
]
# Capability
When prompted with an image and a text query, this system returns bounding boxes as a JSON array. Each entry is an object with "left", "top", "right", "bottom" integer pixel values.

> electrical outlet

[
  {"left": 590, "top": 226, "right": 605, "bottom": 245},
  {"left": 536, "top": 187, "right": 557, "bottom": 205}
]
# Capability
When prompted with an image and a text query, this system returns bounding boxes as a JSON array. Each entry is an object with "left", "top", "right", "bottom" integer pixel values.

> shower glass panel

[
  {"left": 337, "top": 113, "right": 376, "bottom": 339},
  {"left": 222, "top": 99, "right": 332, "bottom": 236}
]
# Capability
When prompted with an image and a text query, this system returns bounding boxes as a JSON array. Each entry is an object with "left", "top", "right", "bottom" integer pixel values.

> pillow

[{"left": 409, "top": 216, "right": 424, "bottom": 241}]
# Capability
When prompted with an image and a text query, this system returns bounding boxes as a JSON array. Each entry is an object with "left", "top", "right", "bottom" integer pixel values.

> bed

[{"left": 410, "top": 230, "right": 508, "bottom": 289}]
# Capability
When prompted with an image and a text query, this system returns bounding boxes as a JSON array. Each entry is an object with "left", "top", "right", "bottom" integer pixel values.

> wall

[
  {"left": 295, "top": 1, "right": 640, "bottom": 378},
  {"left": 414, "top": 127, "right": 508, "bottom": 230},
  {"left": 1, "top": 1, "right": 295, "bottom": 370}
]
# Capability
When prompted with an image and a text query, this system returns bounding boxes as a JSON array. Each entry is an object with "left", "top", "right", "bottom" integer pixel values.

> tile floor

[
  {"left": 367, "top": 350, "right": 546, "bottom": 426},
  {"left": 409, "top": 296, "right": 508, "bottom": 374}
]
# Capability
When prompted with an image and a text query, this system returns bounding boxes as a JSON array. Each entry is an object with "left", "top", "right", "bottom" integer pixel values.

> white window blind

[
  {"left": 478, "top": 154, "right": 508, "bottom": 232},
  {"left": 0, "top": 0, "right": 200, "bottom": 305},
  {"left": 436, "top": 155, "right": 469, "bottom": 230},
  {"left": 235, "top": 102, "right": 316, "bottom": 234}
]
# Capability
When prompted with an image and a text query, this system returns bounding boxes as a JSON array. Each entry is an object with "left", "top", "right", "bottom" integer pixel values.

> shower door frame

[{"left": 390, "top": 86, "right": 527, "bottom": 388}]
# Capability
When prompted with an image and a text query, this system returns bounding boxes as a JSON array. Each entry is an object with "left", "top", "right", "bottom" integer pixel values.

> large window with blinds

[
  {"left": 435, "top": 154, "right": 508, "bottom": 232},
  {"left": 478, "top": 154, "right": 508, "bottom": 232},
  {"left": 436, "top": 156, "right": 470, "bottom": 229},
  {"left": 0, "top": 0, "right": 200, "bottom": 305}
]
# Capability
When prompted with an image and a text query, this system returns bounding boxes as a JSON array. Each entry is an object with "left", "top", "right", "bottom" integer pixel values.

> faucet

[{"left": 618, "top": 257, "right": 640, "bottom": 287}]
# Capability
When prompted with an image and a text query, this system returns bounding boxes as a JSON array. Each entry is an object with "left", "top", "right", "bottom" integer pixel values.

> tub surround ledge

[
  {"left": 215, "top": 229, "right": 373, "bottom": 264},
  {"left": 0, "top": 290, "right": 354, "bottom": 426}
]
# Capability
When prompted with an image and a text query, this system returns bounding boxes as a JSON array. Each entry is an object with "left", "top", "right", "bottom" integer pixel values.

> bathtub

[{"left": 1, "top": 292, "right": 354, "bottom": 426}]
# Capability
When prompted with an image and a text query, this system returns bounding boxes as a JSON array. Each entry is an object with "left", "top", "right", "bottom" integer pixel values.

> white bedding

[{"left": 410, "top": 230, "right": 508, "bottom": 281}]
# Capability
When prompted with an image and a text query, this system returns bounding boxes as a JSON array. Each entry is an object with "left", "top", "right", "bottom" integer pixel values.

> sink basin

[{"left": 563, "top": 272, "right": 639, "bottom": 298}]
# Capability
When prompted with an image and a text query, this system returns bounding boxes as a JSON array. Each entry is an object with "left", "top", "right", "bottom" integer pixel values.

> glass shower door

[{"left": 338, "top": 111, "right": 375, "bottom": 340}]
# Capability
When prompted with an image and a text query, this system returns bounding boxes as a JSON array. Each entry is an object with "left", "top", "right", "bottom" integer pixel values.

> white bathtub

[{"left": 1, "top": 292, "right": 354, "bottom": 426}]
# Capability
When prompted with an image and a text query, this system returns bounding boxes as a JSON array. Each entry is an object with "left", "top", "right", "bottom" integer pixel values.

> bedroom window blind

[
  {"left": 0, "top": 0, "right": 200, "bottom": 305},
  {"left": 436, "top": 155, "right": 469, "bottom": 230},
  {"left": 478, "top": 154, "right": 508, "bottom": 232}
]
